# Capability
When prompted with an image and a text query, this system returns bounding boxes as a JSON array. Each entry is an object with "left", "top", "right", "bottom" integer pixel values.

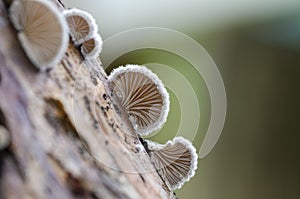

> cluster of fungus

[
  {"left": 7, "top": 0, "right": 197, "bottom": 192},
  {"left": 108, "top": 64, "right": 198, "bottom": 190},
  {"left": 63, "top": 8, "right": 102, "bottom": 59},
  {"left": 8, "top": 0, "right": 102, "bottom": 70}
]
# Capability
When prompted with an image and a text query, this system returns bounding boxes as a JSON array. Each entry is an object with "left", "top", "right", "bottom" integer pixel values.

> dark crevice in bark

[
  {"left": 0, "top": 109, "right": 6, "bottom": 127},
  {"left": 44, "top": 97, "right": 77, "bottom": 136}
]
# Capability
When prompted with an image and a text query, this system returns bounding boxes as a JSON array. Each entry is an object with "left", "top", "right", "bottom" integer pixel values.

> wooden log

[{"left": 0, "top": 1, "right": 174, "bottom": 198}]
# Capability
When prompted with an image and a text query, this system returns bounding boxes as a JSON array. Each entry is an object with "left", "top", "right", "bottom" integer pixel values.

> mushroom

[
  {"left": 0, "top": 126, "right": 10, "bottom": 150},
  {"left": 145, "top": 137, "right": 198, "bottom": 190},
  {"left": 80, "top": 34, "right": 102, "bottom": 59},
  {"left": 108, "top": 65, "right": 170, "bottom": 136},
  {"left": 63, "top": 8, "right": 98, "bottom": 45},
  {"left": 9, "top": 0, "right": 69, "bottom": 70}
]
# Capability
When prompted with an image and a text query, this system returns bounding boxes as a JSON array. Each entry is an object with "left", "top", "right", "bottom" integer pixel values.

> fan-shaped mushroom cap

[
  {"left": 9, "top": 0, "right": 69, "bottom": 70},
  {"left": 81, "top": 34, "right": 102, "bottom": 59},
  {"left": 108, "top": 65, "right": 170, "bottom": 136},
  {"left": 145, "top": 137, "right": 198, "bottom": 190},
  {"left": 63, "top": 8, "right": 98, "bottom": 45}
]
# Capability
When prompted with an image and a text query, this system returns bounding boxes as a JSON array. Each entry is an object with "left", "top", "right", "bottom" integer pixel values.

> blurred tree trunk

[{"left": 0, "top": 1, "right": 173, "bottom": 198}]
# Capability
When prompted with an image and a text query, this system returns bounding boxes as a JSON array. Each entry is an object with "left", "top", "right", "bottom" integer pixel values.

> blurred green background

[{"left": 64, "top": 0, "right": 300, "bottom": 198}]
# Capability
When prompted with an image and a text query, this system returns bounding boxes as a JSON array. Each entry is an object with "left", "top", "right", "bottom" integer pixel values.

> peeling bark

[{"left": 0, "top": 1, "right": 175, "bottom": 198}]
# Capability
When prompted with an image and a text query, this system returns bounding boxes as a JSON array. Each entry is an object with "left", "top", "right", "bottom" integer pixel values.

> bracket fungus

[
  {"left": 81, "top": 34, "right": 102, "bottom": 59},
  {"left": 63, "top": 8, "right": 102, "bottom": 59},
  {"left": 145, "top": 137, "right": 198, "bottom": 190},
  {"left": 9, "top": 0, "right": 69, "bottom": 70},
  {"left": 108, "top": 65, "right": 170, "bottom": 136},
  {"left": 63, "top": 8, "right": 98, "bottom": 46}
]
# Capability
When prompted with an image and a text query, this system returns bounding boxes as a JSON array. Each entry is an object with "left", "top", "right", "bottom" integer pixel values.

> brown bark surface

[{"left": 0, "top": 1, "right": 174, "bottom": 198}]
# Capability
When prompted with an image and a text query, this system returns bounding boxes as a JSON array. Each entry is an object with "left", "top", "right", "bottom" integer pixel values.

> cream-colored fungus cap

[
  {"left": 108, "top": 65, "right": 170, "bottom": 136},
  {"left": 80, "top": 34, "right": 102, "bottom": 59},
  {"left": 145, "top": 137, "right": 198, "bottom": 190},
  {"left": 9, "top": 0, "right": 69, "bottom": 70},
  {"left": 63, "top": 8, "right": 98, "bottom": 46}
]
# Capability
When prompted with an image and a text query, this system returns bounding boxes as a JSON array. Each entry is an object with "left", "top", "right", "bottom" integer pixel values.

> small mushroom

[
  {"left": 108, "top": 65, "right": 170, "bottom": 136},
  {"left": 63, "top": 8, "right": 98, "bottom": 46},
  {"left": 80, "top": 34, "right": 102, "bottom": 59},
  {"left": 0, "top": 126, "right": 10, "bottom": 150},
  {"left": 9, "top": 0, "right": 69, "bottom": 70},
  {"left": 145, "top": 137, "right": 198, "bottom": 190}
]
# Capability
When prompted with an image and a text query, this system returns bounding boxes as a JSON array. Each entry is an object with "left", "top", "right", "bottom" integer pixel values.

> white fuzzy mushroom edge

[
  {"left": 9, "top": 0, "right": 69, "bottom": 70},
  {"left": 81, "top": 33, "right": 103, "bottom": 59},
  {"left": 145, "top": 136, "right": 198, "bottom": 190},
  {"left": 108, "top": 64, "right": 170, "bottom": 136},
  {"left": 63, "top": 8, "right": 98, "bottom": 45}
]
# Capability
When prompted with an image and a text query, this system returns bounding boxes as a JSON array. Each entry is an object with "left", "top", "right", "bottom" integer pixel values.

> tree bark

[{"left": 0, "top": 1, "right": 174, "bottom": 198}]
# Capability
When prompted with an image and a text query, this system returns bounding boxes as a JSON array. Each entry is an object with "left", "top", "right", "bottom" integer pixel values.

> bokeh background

[{"left": 64, "top": 0, "right": 300, "bottom": 198}]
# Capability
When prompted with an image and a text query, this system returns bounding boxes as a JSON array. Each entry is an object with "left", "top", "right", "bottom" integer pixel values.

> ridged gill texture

[
  {"left": 9, "top": 0, "right": 69, "bottom": 70},
  {"left": 108, "top": 65, "right": 169, "bottom": 136},
  {"left": 67, "top": 15, "right": 90, "bottom": 42},
  {"left": 63, "top": 8, "right": 97, "bottom": 45},
  {"left": 81, "top": 34, "right": 102, "bottom": 58},
  {"left": 146, "top": 137, "right": 198, "bottom": 190}
]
